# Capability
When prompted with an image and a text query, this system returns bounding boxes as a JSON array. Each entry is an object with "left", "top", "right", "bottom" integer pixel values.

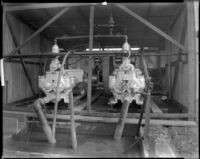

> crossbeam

[
  {"left": 115, "top": 4, "right": 186, "bottom": 52},
  {"left": 4, "top": 52, "right": 188, "bottom": 59},
  {"left": 4, "top": 3, "right": 97, "bottom": 12}
]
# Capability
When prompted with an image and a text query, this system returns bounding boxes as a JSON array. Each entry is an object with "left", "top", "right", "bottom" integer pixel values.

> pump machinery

[
  {"left": 109, "top": 57, "right": 145, "bottom": 105},
  {"left": 38, "top": 56, "right": 83, "bottom": 104}
]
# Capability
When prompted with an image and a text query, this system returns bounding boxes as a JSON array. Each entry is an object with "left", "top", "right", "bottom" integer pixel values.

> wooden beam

[
  {"left": 115, "top": 4, "right": 186, "bottom": 51},
  {"left": 4, "top": 3, "right": 97, "bottom": 12},
  {"left": 44, "top": 10, "right": 73, "bottom": 37},
  {"left": 102, "top": 56, "right": 110, "bottom": 95},
  {"left": 26, "top": 113, "right": 197, "bottom": 126},
  {"left": 87, "top": 6, "right": 94, "bottom": 112},
  {"left": 9, "top": 7, "right": 70, "bottom": 55},
  {"left": 186, "top": 1, "right": 197, "bottom": 120}
]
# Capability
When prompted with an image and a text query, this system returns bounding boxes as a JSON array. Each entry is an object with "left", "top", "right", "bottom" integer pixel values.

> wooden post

[
  {"left": 186, "top": 1, "right": 197, "bottom": 121},
  {"left": 69, "top": 91, "right": 77, "bottom": 150},
  {"left": 87, "top": 6, "right": 94, "bottom": 112},
  {"left": 102, "top": 56, "right": 110, "bottom": 95},
  {"left": 114, "top": 100, "right": 130, "bottom": 140},
  {"left": 144, "top": 93, "right": 151, "bottom": 137}
]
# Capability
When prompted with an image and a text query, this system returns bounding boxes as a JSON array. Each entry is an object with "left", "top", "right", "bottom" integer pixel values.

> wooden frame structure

[{"left": 2, "top": 2, "right": 198, "bottom": 130}]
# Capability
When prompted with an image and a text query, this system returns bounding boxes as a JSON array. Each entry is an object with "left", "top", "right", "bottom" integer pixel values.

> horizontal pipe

[
  {"left": 33, "top": 98, "right": 56, "bottom": 143},
  {"left": 3, "top": 51, "right": 188, "bottom": 59},
  {"left": 55, "top": 35, "right": 127, "bottom": 40}
]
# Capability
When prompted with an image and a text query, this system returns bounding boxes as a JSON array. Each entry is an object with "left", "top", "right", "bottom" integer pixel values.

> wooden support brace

[
  {"left": 115, "top": 4, "right": 186, "bottom": 52},
  {"left": 9, "top": 7, "right": 70, "bottom": 55}
]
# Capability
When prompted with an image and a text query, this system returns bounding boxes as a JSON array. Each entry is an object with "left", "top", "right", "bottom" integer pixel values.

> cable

[{"left": 51, "top": 51, "right": 71, "bottom": 139}]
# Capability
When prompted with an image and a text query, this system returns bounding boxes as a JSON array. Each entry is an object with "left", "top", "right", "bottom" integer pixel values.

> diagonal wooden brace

[
  {"left": 115, "top": 4, "right": 186, "bottom": 52},
  {"left": 9, "top": 7, "right": 70, "bottom": 56}
]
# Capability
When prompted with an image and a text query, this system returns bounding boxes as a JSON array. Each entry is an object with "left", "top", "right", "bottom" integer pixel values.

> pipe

[
  {"left": 52, "top": 51, "right": 71, "bottom": 139},
  {"left": 33, "top": 98, "right": 56, "bottom": 143}
]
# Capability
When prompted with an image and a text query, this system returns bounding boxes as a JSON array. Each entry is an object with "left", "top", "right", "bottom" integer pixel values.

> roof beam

[
  {"left": 43, "top": 10, "right": 72, "bottom": 36},
  {"left": 9, "top": 7, "right": 70, "bottom": 55},
  {"left": 4, "top": 3, "right": 97, "bottom": 12},
  {"left": 115, "top": 4, "right": 186, "bottom": 52}
]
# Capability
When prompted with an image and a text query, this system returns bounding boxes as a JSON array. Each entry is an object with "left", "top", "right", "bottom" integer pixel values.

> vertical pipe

[
  {"left": 87, "top": 6, "right": 94, "bottom": 112},
  {"left": 69, "top": 91, "right": 77, "bottom": 150},
  {"left": 114, "top": 100, "right": 130, "bottom": 140}
]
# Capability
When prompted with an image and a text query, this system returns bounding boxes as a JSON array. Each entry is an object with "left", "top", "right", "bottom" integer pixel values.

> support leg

[
  {"left": 114, "top": 100, "right": 130, "bottom": 140},
  {"left": 69, "top": 91, "right": 77, "bottom": 150}
]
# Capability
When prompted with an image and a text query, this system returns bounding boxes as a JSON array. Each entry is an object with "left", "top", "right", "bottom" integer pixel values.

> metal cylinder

[{"left": 33, "top": 98, "right": 56, "bottom": 143}]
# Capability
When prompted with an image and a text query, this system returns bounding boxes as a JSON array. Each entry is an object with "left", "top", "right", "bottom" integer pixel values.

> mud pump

[
  {"left": 108, "top": 37, "right": 152, "bottom": 142},
  {"left": 33, "top": 52, "right": 83, "bottom": 149}
]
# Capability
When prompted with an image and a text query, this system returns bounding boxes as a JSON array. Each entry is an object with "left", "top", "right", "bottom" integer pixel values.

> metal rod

[
  {"left": 4, "top": 52, "right": 188, "bottom": 59},
  {"left": 9, "top": 7, "right": 70, "bottom": 55},
  {"left": 115, "top": 4, "right": 186, "bottom": 51},
  {"left": 55, "top": 35, "right": 127, "bottom": 40}
]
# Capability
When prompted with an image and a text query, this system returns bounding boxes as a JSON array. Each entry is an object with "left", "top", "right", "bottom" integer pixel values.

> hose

[
  {"left": 51, "top": 51, "right": 71, "bottom": 139},
  {"left": 33, "top": 98, "right": 56, "bottom": 143}
]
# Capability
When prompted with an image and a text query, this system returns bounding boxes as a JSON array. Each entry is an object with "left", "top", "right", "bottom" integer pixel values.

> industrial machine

[
  {"left": 33, "top": 55, "right": 83, "bottom": 144},
  {"left": 108, "top": 57, "right": 145, "bottom": 105},
  {"left": 38, "top": 56, "right": 83, "bottom": 104}
]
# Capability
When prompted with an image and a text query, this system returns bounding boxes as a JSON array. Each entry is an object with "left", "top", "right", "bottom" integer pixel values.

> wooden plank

[
  {"left": 4, "top": 3, "right": 96, "bottom": 12},
  {"left": 9, "top": 7, "right": 70, "bottom": 55},
  {"left": 26, "top": 113, "right": 197, "bottom": 126},
  {"left": 87, "top": 6, "right": 94, "bottom": 112},
  {"left": 115, "top": 4, "right": 186, "bottom": 51}
]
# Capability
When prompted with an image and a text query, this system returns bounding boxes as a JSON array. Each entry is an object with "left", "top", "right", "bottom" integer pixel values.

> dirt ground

[
  {"left": 168, "top": 126, "right": 199, "bottom": 158},
  {"left": 146, "top": 125, "right": 199, "bottom": 158}
]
